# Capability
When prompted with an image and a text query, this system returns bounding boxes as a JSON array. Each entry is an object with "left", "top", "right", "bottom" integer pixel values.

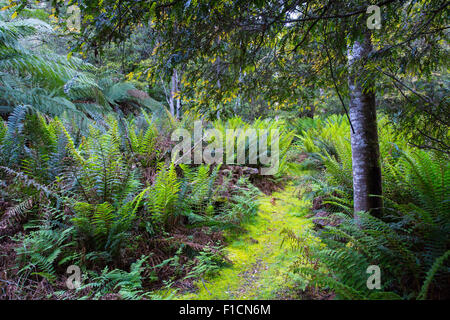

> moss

[{"left": 172, "top": 185, "right": 320, "bottom": 300}]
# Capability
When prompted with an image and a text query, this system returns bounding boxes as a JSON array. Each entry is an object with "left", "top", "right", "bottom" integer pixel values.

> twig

[
  {"left": 322, "top": 30, "right": 355, "bottom": 134},
  {"left": 201, "top": 277, "right": 212, "bottom": 296}
]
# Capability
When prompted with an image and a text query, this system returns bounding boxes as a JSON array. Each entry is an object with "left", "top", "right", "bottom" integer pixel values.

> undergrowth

[{"left": 286, "top": 115, "right": 449, "bottom": 300}]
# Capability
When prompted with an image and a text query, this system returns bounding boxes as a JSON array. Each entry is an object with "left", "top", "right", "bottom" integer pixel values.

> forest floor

[{"left": 174, "top": 185, "right": 328, "bottom": 300}]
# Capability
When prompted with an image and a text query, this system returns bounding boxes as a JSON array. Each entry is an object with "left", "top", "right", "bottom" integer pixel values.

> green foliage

[
  {"left": 71, "top": 201, "right": 135, "bottom": 257},
  {"left": 126, "top": 111, "right": 160, "bottom": 167},
  {"left": 380, "top": 73, "right": 449, "bottom": 154},
  {"left": 0, "top": 118, "right": 6, "bottom": 144},
  {"left": 144, "top": 163, "right": 180, "bottom": 229},
  {"left": 417, "top": 250, "right": 450, "bottom": 300},
  {"left": 3, "top": 0, "right": 448, "bottom": 301},
  {"left": 296, "top": 115, "right": 414, "bottom": 207},
  {"left": 77, "top": 255, "right": 151, "bottom": 300},
  {"left": 293, "top": 115, "right": 450, "bottom": 300},
  {"left": 55, "top": 118, "right": 146, "bottom": 257},
  {"left": 222, "top": 176, "right": 261, "bottom": 224},
  {"left": 64, "top": 117, "right": 141, "bottom": 205},
  {"left": 15, "top": 226, "right": 75, "bottom": 282},
  {"left": 178, "top": 164, "right": 220, "bottom": 217},
  {"left": 295, "top": 206, "right": 448, "bottom": 299},
  {"left": 186, "top": 245, "right": 228, "bottom": 279},
  {"left": 0, "top": 12, "right": 94, "bottom": 120},
  {"left": 0, "top": 16, "right": 85, "bottom": 86},
  {"left": 213, "top": 117, "right": 294, "bottom": 178},
  {"left": 0, "top": 8, "right": 167, "bottom": 127},
  {"left": 0, "top": 105, "right": 28, "bottom": 166}
]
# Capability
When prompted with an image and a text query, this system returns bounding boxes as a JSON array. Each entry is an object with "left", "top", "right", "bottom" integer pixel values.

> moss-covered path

[{"left": 177, "top": 186, "right": 318, "bottom": 300}]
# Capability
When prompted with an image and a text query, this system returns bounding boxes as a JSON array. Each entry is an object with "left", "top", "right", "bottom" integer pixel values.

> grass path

[{"left": 176, "top": 185, "right": 318, "bottom": 300}]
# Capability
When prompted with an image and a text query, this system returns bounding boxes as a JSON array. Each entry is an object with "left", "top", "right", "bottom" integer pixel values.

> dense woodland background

[{"left": 0, "top": 0, "right": 448, "bottom": 300}]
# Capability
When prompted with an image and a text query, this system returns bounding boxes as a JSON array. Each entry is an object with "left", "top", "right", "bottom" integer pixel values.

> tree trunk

[
  {"left": 169, "top": 69, "right": 182, "bottom": 118},
  {"left": 175, "top": 70, "right": 181, "bottom": 118},
  {"left": 169, "top": 71, "right": 176, "bottom": 117},
  {"left": 347, "top": 32, "right": 383, "bottom": 218}
]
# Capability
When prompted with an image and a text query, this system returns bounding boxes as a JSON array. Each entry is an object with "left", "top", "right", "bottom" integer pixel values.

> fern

[
  {"left": 15, "top": 226, "right": 76, "bottom": 282},
  {"left": 71, "top": 195, "right": 142, "bottom": 257},
  {"left": 126, "top": 114, "right": 159, "bottom": 167},
  {"left": 77, "top": 255, "right": 150, "bottom": 300},
  {"left": 212, "top": 117, "right": 294, "bottom": 177},
  {"left": 0, "top": 197, "right": 33, "bottom": 233},
  {"left": 0, "top": 104, "right": 28, "bottom": 166},
  {"left": 178, "top": 164, "right": 220, "bottom": 216},
  {"left": 146, "top": 163, "right": 180, "bottom": 229},
  {"left": 417, "top": 250, "right": 450, "bottom": 300},
  {"left": 293, "top": 115, "right": 449, "bottom": 299}
]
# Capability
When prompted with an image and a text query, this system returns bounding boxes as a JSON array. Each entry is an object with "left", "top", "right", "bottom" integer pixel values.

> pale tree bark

[
  {"left": 169, "top": 71, "right": 176, "bottom": 117},
  {"left": 347, "top": 32, "right": 383, "bottom": 218},
  {"left": 175, "top": 70, "right": 181, "bottom": 118},
  {"left": 168, "top": 69, "right": 182, "bottom": 118},
  {"left": 216, "top": 57, "right": 222, "bottom": 120}
]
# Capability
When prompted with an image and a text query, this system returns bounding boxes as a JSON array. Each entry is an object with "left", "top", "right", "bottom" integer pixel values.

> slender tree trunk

[
  {"left": 175, "top": 70, "right": 181, "bottom": 118},
  {"left": 176, "top": 96, "right": 181, "bottom": 119},
  {"left": 216, "top": 56, "right": 222, "bottom": 120},
  {"left": 347, "top": 32, "right": 383, "bottom": 218},
  {"left": 169, "top": 69, "right": 182, "bottom": 119},
  {"left": 169, "top": 71, "right": 176, "bottom": 117}
]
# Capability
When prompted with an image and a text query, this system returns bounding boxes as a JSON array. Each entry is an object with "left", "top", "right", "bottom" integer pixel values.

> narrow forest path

[{"left": 176, "top": 185, "right": 319, "bottom": 300}]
